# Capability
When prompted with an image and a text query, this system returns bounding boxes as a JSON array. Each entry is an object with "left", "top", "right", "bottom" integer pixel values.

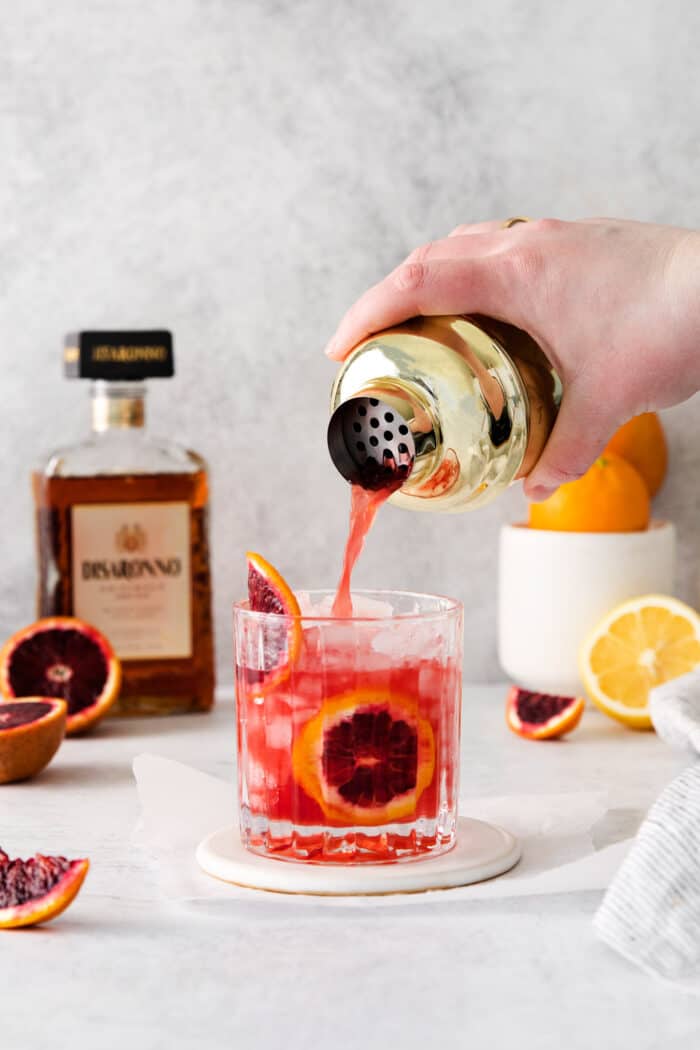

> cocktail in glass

[{"left": 234, "top": 589, "right": 463, "bottom": 863}]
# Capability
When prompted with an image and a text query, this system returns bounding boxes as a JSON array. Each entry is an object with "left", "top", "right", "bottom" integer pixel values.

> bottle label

[{"left": 71, "top": 502, "right": 192, "bottom": 660}]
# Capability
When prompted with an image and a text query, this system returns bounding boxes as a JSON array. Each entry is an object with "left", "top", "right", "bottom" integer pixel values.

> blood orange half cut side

[
  {"left": 0, "top": 698, "right": 67, "bottom": 783},
  {"left": 246, "top": 552, "right": 302, "bottom": 693},
  {"left": 0, "top": 847, "right": 89, "bottom": 929},
  {"left": 291, "top": 689, "right": 435, "bottom": 826},
  {"left": 0, "top": 617, "right": 121, "bottom": 735},
  {"left": 506, "top": 686, "right": 584, "bottom": 740}
]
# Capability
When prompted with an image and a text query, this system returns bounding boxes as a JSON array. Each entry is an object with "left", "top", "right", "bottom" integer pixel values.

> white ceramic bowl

[{"left": 498, "top": 521, "right": 676, "bottom": 696}]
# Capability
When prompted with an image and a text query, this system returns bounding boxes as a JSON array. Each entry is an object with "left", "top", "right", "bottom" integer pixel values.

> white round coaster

[{"left": 196, "top": 817, "right": 521, "bottom": 896}]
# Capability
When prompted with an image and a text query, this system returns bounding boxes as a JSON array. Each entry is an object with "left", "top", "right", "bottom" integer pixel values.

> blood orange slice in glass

[
  {"left": 291, "top": 689, "right": 435, "bottom": 826},
  {"left": 0, "top": 617, "right": 121, "bottom": 735},
  {"left": 0, "top": 847, "right": 89, "bottom": 929},
  {"left": 246, "top": 552, "right": 302, "bottom": 693}
]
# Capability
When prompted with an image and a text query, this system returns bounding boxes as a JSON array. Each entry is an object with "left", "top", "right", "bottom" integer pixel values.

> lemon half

[{"left": 580, "top": 595, "right": 700, "bottom": 729}]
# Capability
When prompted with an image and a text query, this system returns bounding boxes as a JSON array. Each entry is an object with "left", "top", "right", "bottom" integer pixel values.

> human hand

[{"left": 325, "top": 219, "right": 700, "bottom": 499}]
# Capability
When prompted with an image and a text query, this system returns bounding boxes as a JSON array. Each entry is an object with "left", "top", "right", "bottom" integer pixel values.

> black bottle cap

[{"left": 64, "top": 330, "right": 174, "bottom": 380}]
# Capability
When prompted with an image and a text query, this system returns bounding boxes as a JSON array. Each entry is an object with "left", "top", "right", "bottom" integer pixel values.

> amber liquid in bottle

[
  {"left": 34, "top": 370, "right": 215, "bottom": 717},
  {"left": 34, "top": 470, "right": 214, "bottom": 715}
]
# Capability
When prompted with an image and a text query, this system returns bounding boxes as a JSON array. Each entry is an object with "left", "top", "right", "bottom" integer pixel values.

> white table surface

[{"left": 2, "top": 685, "right": 700, "bottom": 1050}]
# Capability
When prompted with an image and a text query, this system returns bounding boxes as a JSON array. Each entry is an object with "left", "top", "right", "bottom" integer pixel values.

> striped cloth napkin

[{"left": 594, "top": 669, "right": 700, "bottom": 987}]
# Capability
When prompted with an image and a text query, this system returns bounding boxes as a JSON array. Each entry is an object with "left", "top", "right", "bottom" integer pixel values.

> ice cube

[
  {"left": 296, "top": 591, "right": 315, "bottom": 615},
  {"left": 300, "top": 624, "right": 323, "bottom": 659},
  {"left": 347, "top": 595, "right": 395, "bottom": 619},
  {"left": 370, "top": 619, "right": 444, "bottom": 659},
  {"left": 369, "top": 620, "right": 402, "bottom": 656},
  {"left": 417, "top": 662, "right": 446, "bottom": 701},
  {"left": 312, "top": 593, "right": 338, "bottom": 617},
  {"left": 266, "top": 712, "right": 293, "bottom": 750},
  {"left": 246, "top": 757, "right": 266, "bottom": 791},
  {"left": 315, "top": 593, "right": 396, "bottom": 619}
]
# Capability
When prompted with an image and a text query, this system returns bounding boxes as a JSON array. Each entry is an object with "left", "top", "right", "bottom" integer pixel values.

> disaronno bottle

[
  {"left": 328, "top": 315, "right": 561, "bottom": 511},
  {"left": 33, "top": 331, "right": 215, "bottom": 715}
]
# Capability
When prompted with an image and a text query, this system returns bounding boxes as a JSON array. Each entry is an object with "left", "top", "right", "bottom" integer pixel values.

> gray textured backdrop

[{"left": 2, "top": 1, "right": 699, "bottom": 687}]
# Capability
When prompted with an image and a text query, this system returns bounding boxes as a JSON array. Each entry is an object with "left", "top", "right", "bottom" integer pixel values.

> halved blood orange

[
  {"left": 0, "top": 847, "right": 89, "bottom": 929},
  {"left": 0, "top": 617, "right": 121, "bottom": 735},
  {"left": 292, "top": 689, "right": 435, "bottom": 826},
  {"left": 506, "top": 686, "right": 585, "bottom": 740},
  {"left": 0, "top": 699, "right": 67, "bottom": 784},
  {"left": 246, "top": 552, "right": 302, "bottom": 693}
]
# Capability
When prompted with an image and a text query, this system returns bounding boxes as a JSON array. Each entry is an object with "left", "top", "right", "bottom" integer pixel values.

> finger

[
  {"left": 404, "top": 232, "right": 502, "bottom": 265},
  {"left": 324, "top": 255, "right": 525, "bottom": 361},
  {"left": 448, "top": 220, "right": 515, "bottom": 237},
  {"left": 577, "top": 216, "right": 634, "bottom": 225},
  {"left": 523, "top": 380, "right": 622, "bottom": 500}
]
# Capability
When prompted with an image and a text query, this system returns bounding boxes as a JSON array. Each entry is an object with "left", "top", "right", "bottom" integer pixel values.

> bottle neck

[{"left": 91, "top": 381, "right": 146, "bottom": 433}]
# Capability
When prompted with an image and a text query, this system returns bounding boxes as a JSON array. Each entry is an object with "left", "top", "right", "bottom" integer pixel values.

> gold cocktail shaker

[{"left": 328, "top": 315, "right": 561, "bottom": 512}]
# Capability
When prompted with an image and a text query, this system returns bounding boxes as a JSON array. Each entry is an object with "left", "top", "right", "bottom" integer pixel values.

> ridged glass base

[{"left": 240, "top": 808, "right": 457, "bottom": 864}]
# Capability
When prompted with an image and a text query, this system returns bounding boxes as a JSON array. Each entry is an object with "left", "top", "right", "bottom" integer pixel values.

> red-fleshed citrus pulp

[
  {"left": 0, "top": 617, "right": 121, "bottom": 735},
  {"left": 506, "top": 686, "right": 585, "bottom": 740},
  {"left": 0, "top": 847, "right": 89, "bottom": 929},
  {"left": 246, "top": 552, "right": 302, "bottom": 692},
  {"left": 292, "top": 689, "right": 436, "bottom": 825},
  {"left": 0, "top": 699, "right": 67, "bottom": 783}
]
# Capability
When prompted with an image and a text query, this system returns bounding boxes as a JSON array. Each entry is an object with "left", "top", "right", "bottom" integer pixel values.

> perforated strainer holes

[{"left": 327, "top": 395, "right": 416, "bottom": 491}]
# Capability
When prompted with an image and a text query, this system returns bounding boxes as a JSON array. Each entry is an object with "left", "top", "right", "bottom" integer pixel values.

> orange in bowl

[
  {"left": 528, "top": 453, "right": 650, "bottom": 533},
  {"left": 605, "top": 412, "right": 668, "bottom": 498}
]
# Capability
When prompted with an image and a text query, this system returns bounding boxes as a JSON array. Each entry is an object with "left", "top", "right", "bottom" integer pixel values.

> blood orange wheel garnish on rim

[
  {"left": 0, "top": 847, "right": 89, "bottom": 929},
  {"left": 291, "top": 689, "right": 435, "bottom": 826},
  {"left": 246, "top": 552, "right": 302, "bottom": 693},
  {"left": 0, "top": 698, "right": 67, "bottom": 784},
  {"left": 0, "top": 617, "right": 121, "bottom": 735}
]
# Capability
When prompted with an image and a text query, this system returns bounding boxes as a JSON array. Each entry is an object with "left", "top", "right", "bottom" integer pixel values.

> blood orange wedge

[
  {"left": 506, "top": 686, "right": 585, "bottom": 740},
  {"left": 292, "top": 689, "right": 435, "bottom": 826},
  {"left": 0, "top": 699, "right": 67, "bottom": 784},
  {"left": 0, "top": 847, "right": 89, "bottom": 929},
  {"left": 246, "top": 552, "right": 302, "bottom": 693},
  {"left": 0, "top": 618, "right": 121, "bottom": 735}
]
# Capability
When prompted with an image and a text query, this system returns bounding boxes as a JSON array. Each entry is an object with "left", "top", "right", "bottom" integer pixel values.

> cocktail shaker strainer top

[
  {"left": 327, "top": 395, "right": 416, "bottom": 491},
  {"left": 328, "top": 314, "right": 560, "bottom": 513}
]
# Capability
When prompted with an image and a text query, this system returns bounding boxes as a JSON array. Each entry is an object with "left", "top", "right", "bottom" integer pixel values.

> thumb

[{"left": 523, "top": 380, "right": 622, "bottom": 501}]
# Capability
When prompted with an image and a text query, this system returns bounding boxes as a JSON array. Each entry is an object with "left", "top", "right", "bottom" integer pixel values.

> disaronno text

[
  {"left": 81, "top": 557, "right": 183, "bottom": 580},
  {"left": 91, "top": 344, "right": 168, "bottom": 363}
]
